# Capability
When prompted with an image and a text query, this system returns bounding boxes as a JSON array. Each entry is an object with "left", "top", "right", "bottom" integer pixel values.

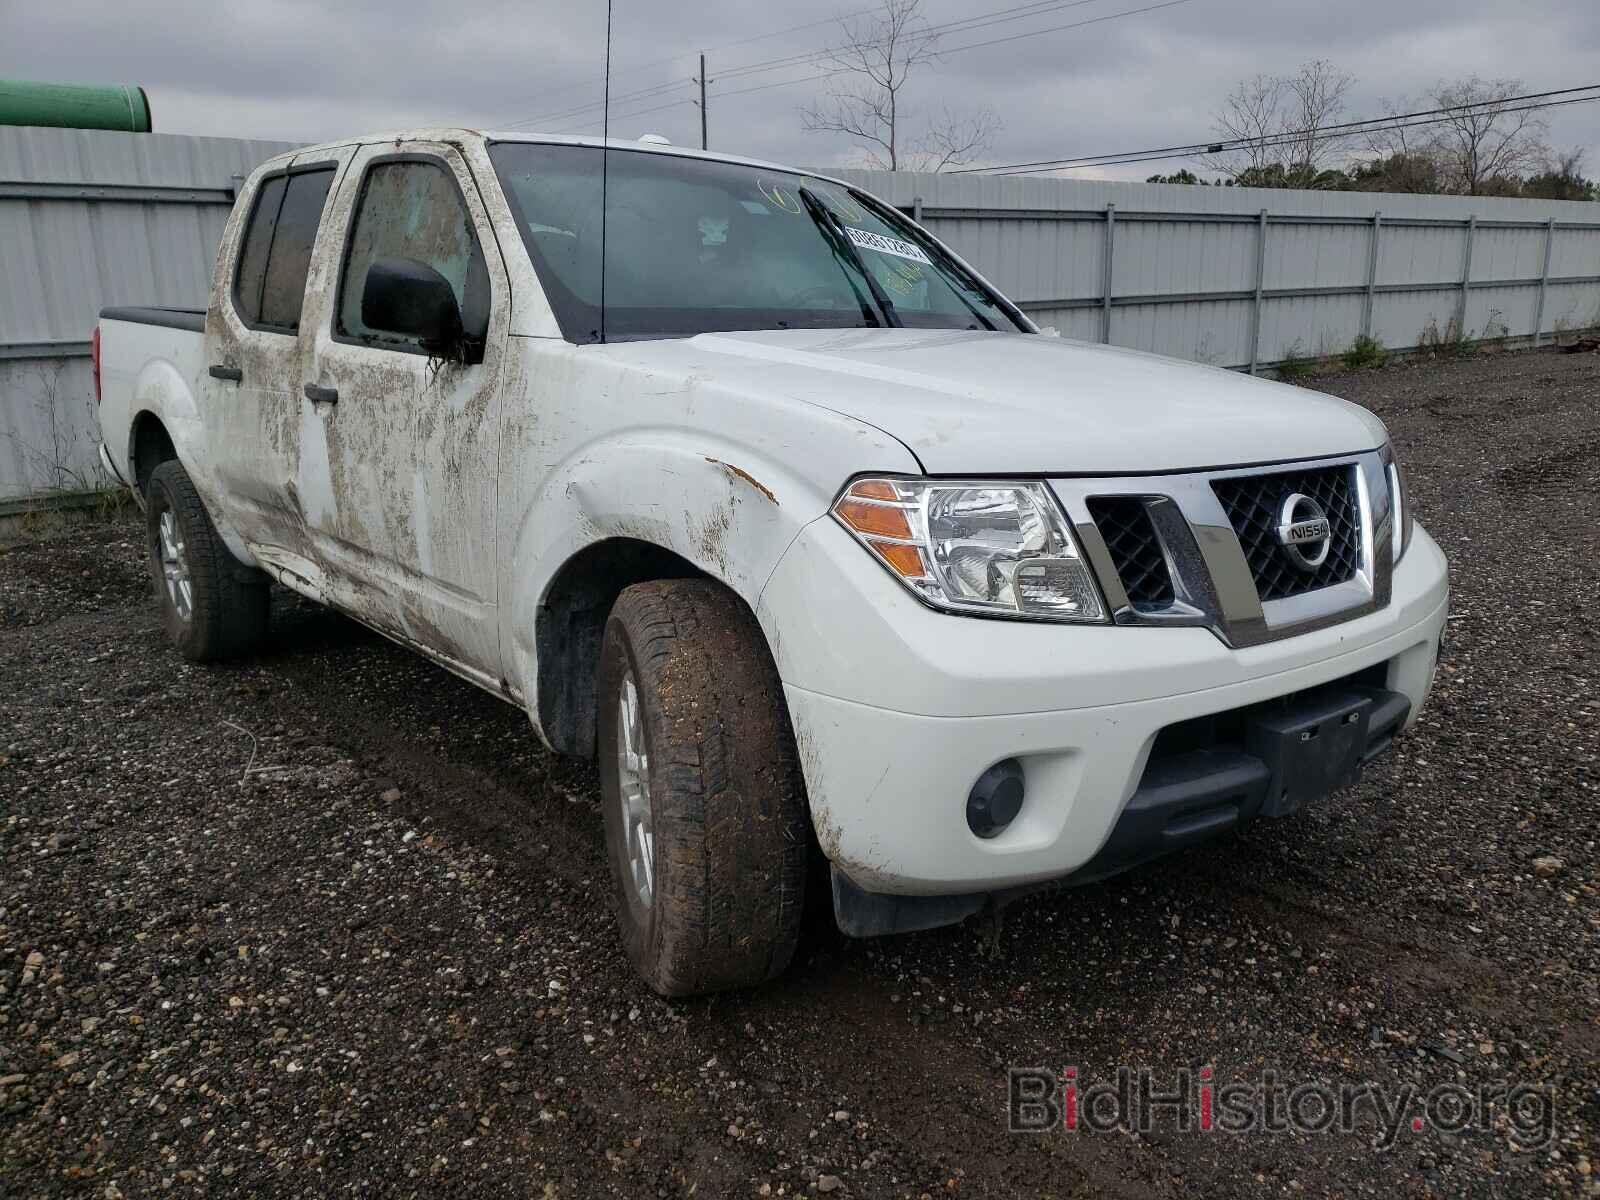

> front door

[{"left": 293, "top": 142, "right": 510, "bottom": 681}]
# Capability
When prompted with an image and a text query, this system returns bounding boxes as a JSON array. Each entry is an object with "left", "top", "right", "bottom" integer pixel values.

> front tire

[
  {"left": 598, "top": 579, "right": 810, "bottom": 996},
  {"left": 145, "top": 459, "right": 269, "bottom": 661}
]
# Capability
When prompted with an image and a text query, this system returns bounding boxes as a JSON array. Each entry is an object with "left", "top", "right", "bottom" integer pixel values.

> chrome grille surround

[{"left": 1053, "top": 449, "right": 1394, "bottom": 649}]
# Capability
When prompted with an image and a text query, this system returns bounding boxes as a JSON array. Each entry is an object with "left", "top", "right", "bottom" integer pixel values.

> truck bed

[{"left": 97, "top": 307, "right": 209, "bottom": 493}]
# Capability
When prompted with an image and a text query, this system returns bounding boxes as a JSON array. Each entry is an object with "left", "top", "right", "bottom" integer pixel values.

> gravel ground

[{"left": 2, "top": 346, "right": 1596, "bottom": 1199}]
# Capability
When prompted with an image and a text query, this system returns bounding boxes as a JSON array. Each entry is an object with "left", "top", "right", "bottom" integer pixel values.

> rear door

[
  {"left": 202, "top": 151, "right": 351, "bottom": 562},
  {"left": 292, "top": 141, "right": 510, "bottom": 681}
]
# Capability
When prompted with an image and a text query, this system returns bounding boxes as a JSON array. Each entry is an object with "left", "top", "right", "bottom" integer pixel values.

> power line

[
  {"left": 701, "top": 1, "right": 1196, "bottom": 106},
  {"left": 710, "top": 0, "right": 1102, "bottom": 83},
  {"left": 544, "top": 99, "right": 696, "bottom": 138},
  {"left": 937, "top": 0, "right": 1193, "bottom": 56},
  {"left": 509, "top": 0, "right": 1167, "bottom": 132},
  {"left": 966, "top": 83, "right": 1600, "bottom": 173},
  {"left": 496, "top": 6, "right": 879, "bottom": 123},
  {"left": 961, "top": 83, "right": 1600, "bottom": 175}
]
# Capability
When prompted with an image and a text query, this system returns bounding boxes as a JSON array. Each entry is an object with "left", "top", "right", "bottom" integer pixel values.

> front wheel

[
  {"left": 145, "top": 459, "right": 269, "bottom": 661},
  {"left": 597, "top": 579, "right": 810, "bottom": 996}
]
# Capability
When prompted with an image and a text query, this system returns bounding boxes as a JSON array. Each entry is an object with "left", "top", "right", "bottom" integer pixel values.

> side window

[
  {"left": 260, "top": 170, "right": 334, "bottom": 328},
  {"left": 231, "top": 167, "right": 334, "bottom": 332},
  {"left": 337, "top": 159, "right": 487, "bottom": 350},
  {"left": 232, "top": 175, "right": 285, "bottom": 325}
]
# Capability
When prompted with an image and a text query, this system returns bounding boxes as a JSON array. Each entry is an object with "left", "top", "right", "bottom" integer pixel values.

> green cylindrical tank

[{"left": 0, "top": 79, "right": 153, "bottom": 132}]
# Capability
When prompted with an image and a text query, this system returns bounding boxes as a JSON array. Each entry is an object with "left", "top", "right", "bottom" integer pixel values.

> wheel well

[
  {"left": 536, "top": 539, "right": 708, "bottom": 758},
  {"left": 131, "top": 413, "right": 177, "bottom": 496}
]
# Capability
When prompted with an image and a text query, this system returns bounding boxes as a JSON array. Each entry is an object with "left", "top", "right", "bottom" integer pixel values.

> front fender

[{"left": 503, "top": 432, "right": 823, "bottom": 705}]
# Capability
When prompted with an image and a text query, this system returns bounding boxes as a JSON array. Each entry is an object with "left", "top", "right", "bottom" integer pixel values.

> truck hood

[{"left": 669, "top": 328, "right": 1387, "bottom": 474}]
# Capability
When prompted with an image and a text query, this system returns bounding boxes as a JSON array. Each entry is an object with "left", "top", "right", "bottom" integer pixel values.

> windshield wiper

[
  {"left": 850, "top": 192, "right": 1002, "bottom": 332},
  {"left": 798, "top": 187, "right": 901, "bottom": 329}
]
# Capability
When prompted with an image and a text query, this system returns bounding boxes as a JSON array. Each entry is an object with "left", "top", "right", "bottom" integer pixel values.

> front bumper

[{"left": 757, "top": 516, "right": 1448, "bottom": 903}]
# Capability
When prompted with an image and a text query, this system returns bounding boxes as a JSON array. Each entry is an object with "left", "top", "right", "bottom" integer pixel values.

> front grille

[
  {"left": 1087, "top": 497, "right": 1175, "bottom": 611},
  {"left": 1212, "top": 465, "right": 1362, "bottom": 602}
]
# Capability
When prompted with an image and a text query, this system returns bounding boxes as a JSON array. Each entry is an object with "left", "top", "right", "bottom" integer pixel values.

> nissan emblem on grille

[{"left": 1275, "top": 493, "right": 1332, "bottom": 571}]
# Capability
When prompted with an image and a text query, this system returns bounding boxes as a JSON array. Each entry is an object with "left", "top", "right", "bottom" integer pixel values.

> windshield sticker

[
  {"left": 878, "top": 257, "right": 926, "bottom": 297},
  {"left": 844, "top": 226, "right": 933, "bottom": 265},
  {"left": 806, "top": 182, "right": 865, "bottom": 222},
  {"left": 756, "top": 178, "right": 802, "bottom": 214}
]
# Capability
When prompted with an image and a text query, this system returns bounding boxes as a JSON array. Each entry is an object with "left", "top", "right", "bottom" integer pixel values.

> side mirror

[{"left": 361, "top": 257, "right": 470, "bottom": 360}]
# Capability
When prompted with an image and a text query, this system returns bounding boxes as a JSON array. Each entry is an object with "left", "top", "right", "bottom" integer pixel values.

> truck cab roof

[{"left": 271, "top": 127, "right": 850, "bottom": 189}]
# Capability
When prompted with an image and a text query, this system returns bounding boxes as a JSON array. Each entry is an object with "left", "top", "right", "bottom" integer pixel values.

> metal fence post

[
  {"left": 1457, "top": 215, "right": 1477, "bottom": 336},
  {"left": 912, "top": 195, "right": 923, "bottom": 224},
  {"left": 1532, "top": 216, "right": 1555, "bottom": 346},
  {"left": 1100, "top": 203, "right": 1116, "bottom": 343},
  {"left": 1249, "top": 208, "right": 1268, "bottom": 375},
  {"left": 1361, "top": 210, "right": 1382, "bottom": 340}
]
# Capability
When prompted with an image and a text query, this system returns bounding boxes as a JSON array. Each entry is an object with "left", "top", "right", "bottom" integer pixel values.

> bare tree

[
  {"left": 1202, "top": 60, "right": 1355, "bottom": 182},
  {"left": 1423, "top": 76, "right": 1550, "bottom": 195},
  {"left": 800, "top": 0, "right": 998, "bottom": 172},
  {"left": 1366, "top": 77, "right": 1552, "bottom": 195},
  {"left": 910, "top": 106, "right": 1002, "bottom": 172},
  {"left": 1280, "top": 60, "right": 1356, "bottom": 173},
  {"left": 1201, "top": 73, "right": 1285, "bottom": 179},
  {"left": 1523, "top": 147, "right": 1597, "bottom": 201}
]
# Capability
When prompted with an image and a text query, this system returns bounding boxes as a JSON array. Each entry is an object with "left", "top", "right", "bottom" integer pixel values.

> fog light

[{"left": 967, "top": 759, "right": 1025, "bottom": 839}]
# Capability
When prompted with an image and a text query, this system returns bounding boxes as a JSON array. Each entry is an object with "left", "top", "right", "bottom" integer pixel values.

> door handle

[
  {"left": 208, "top": 365, "right": 243, "bottom": 383},
  {"left": 304, "top": 383, "right": 339, "bottom": 405}
]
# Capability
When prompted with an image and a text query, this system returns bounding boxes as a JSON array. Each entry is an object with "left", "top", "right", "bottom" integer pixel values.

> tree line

[{"left": 1149, "top": 63, "right": 1596, "bottom": 199}]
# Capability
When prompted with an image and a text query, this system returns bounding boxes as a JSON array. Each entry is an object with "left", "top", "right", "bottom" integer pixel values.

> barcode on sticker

[{"left": 844, "top": 226, "right": 932, "bottom": 265}]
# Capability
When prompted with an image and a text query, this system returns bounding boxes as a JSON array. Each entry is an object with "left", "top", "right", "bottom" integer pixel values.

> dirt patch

[{"left": 2, "top": 344, "right": 1596, "bottom": 1198}]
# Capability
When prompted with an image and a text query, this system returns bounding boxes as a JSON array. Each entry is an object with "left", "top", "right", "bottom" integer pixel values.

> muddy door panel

[
  {"left": 203, "top": 153, "right": 349, "bottom": 561},
  {"left": 294, "top": 142, "right": 509, "bottom": 678}
]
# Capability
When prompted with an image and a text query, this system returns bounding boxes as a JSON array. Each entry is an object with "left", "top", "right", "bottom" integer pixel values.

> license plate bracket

[{"left": 1247, "top": 689, "right": 1373, "bottom": 818}]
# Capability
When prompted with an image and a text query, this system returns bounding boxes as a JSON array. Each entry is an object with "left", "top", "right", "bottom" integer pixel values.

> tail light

[{"left": 91, "top": 326, "right": 103, "bottom": 406}]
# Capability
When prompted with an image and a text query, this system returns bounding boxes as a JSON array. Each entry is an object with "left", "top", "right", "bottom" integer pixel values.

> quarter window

[
  {"left": 231, "top": 167, "right": 334, "bottom": 332},
  {"left": 232, "top": 175, "right": 285, "bottom": 325},
  {"left": 336, "top": 160, "right": 487, "bottom": 351}
]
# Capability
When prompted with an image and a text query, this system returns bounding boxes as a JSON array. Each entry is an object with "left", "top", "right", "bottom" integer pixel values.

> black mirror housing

[{"left": 361, "top": 256, "right": 474, "bottom": 360}]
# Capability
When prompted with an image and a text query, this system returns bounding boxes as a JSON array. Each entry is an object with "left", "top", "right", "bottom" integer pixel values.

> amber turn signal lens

[
  {"left": 848, "top": 479, "right": 901, "bottom": 501},
  {"left": 873, "top": 540, "right": 929, "bottom": 579},
  {"left": 835, "top": 497, "right": 913, "bottom": 541}
]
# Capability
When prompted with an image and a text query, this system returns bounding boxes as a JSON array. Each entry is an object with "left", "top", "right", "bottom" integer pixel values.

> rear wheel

[
  {"left": 145, "top": 459, "right": 269, "bottom": 661},
  {"left": 598, "top": 579, "right": 810, "bottom": 996}
]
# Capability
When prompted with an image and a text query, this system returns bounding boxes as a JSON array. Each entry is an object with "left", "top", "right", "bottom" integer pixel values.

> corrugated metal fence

[
  {"left": 835, "top": 169, "right": 1600, "bottom": 371},
  {"left": 0, "top": 127, "right": 295, "bottom": 501},
  {"left": 2, "top": 128, "right": 1597, "bottom": 500}
]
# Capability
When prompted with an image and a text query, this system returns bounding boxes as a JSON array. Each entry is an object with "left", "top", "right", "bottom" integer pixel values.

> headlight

[
  {"left": 1382, "top": 445, "right": 1412, "bottom": 564},
  {"left": 832, "top": 477, "right": 1107, "bottom": 622}
]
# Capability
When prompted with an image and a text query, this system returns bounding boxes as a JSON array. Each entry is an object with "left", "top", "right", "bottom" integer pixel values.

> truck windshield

[{"left": 487, "top": 142, "right": 1024, "bottom": 342}]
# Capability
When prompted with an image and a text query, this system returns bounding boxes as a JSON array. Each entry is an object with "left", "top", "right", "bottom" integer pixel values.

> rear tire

[
  {"left": 145, "top": 459, "right": 269, "bottom": 662},
  {"left": 598, "top": 579, "right": 810, "bottom": 996}
]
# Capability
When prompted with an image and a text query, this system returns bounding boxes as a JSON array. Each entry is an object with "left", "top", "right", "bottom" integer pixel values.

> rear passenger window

[
  {"left": 336, "top": 159, "right": 487, "bottom": 351},
  {"left": 231, "top": 167, "right": 335, "bottom": 332},
  {"left": 233, "top": 175, "right": 285, "bottom": 325}
]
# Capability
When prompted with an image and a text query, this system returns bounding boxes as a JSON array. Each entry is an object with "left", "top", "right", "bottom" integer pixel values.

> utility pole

[{"left": 692, "top": 53, "right": 710, "bottom": 150}]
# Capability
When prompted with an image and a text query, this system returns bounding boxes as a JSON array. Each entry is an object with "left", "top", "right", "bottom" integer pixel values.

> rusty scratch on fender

[{"left": 705, "top": 458, "right": 778, "bottom": 505}]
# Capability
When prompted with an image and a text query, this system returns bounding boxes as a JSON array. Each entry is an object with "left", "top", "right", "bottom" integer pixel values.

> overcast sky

[{"left": 5, "top": 0, "right": 1597, "bottom": 180}]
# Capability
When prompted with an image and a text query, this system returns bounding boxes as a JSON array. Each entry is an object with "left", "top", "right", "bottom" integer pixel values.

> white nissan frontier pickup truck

[{"left": 95, "top": 129, "right": 1448, "bottom": 996}]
